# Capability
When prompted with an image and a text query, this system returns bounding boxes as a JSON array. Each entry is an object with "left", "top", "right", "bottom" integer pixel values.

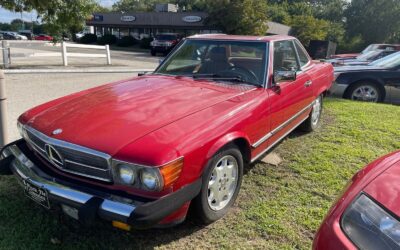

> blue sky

[{"left": 0, "top": 0, "right": 116, "bottom": 23}]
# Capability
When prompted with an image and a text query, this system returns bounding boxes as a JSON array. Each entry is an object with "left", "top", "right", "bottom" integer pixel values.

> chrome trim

[
  {"left": 3, "top": 144, "right": 136, "bottom": 222},
  {"left": 252, "top": 101, "right": 314, "bottom": 148},
  {"left": 25, "top": 126, "right": 112, "bottom": 161},
  {"left": 22, "top": 125, "right": 113, "bottom": 182},
  {"left": 64, "top": 159, "right": 110, "bottom": 172},
  {"left": 251, "top": 115, "right": 309, "bottom": 163}
]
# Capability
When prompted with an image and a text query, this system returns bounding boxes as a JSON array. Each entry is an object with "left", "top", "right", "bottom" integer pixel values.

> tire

[
  {"left": 300, "top": 95, "right": 323, "bottom": 132},
  {"left": 344, "top": 81, "right": 384, "bottom": 102},
  {"left": 151, "top": 50, "right": 156, "bottom": 56},
  {"left": 192, "top": 145, "right": 244, "bottom": 224}
]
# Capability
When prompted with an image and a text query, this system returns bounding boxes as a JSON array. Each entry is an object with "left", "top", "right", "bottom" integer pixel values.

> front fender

[{"left": 206, "top": 131, "right": 251, "bottom": 160}]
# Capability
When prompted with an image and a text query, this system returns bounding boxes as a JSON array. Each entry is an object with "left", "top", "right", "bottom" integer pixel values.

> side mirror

[{"left": 273, "top": 70, "right": 297, "bottom": 86}]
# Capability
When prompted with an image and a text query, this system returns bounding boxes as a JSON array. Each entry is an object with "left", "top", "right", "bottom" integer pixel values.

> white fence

[
  {"left": 0, "top": 41, "right": 111, "bottom": 67},
  {"left": 61, "top": 42, "right": 111, "bottom": 66}
]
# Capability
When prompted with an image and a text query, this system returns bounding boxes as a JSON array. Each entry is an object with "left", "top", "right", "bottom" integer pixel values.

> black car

[
  {"left": 150, "top": 33, "right": 182, "bottom": 56},
  {"left": 330, "top": 51, "right": 400, "bottom": 104}
]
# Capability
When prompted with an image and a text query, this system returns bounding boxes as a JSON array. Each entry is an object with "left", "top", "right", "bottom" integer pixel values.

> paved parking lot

[{"left": 4, "top": 72, "right": 136, "bottom": 141}]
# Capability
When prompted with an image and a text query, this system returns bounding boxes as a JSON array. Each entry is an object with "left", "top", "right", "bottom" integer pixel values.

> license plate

[{"left": 22, "top": 179, "right": 50, "bottom": 209}]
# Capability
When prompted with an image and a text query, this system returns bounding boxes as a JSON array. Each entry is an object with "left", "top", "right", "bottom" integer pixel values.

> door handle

[{"left": 304, "top": 80, "right": 312, "bottom": 87}]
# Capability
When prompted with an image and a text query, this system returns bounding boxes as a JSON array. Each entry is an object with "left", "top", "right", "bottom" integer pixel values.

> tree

[
  {"left": 0, "top": 0, "right": 98, "bottom": 41},
  {"left": 112, "top": 0, "right": 169, "bottom": 12},
  {"left": 205, "top": 0, "right": 268, "bottom": 35},
  {"left": 345, "top": 0, "right": 400, "bottom": 45},
  {"left": 288, "top": 15, "right": 329, "bottom": 46}
]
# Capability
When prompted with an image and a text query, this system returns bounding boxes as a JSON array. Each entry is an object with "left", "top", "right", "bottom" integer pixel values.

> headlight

[
  {"left": 140, "top": 168, "right": 163, "bottom": 191},
  {"left": 341, "top": 194, "right": 400, "bottom": 249},
  {"left": 117, "top": 165, "right": 137, "bottom": 185},
  {"left": 112, "top": 157, "right": 183, "bottom": 191}
]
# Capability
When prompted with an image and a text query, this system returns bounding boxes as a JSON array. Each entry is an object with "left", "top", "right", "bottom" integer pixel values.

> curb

[{"left": 4, "top": 68, "right": 154, "bottom": 74}]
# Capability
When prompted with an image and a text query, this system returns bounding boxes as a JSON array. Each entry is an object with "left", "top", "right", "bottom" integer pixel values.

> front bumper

[{"left": 0, "top": 140, "right": 201, "bottom": 229}]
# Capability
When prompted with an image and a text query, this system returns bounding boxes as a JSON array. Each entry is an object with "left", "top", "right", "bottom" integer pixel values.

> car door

[{"left": 272, "top": 39, "right": 314, "bottom": 121}]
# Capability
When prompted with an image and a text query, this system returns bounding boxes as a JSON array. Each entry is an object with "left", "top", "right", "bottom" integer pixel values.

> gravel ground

[{"left": 4, "top": 73, "right": 136, "bottom": 142}]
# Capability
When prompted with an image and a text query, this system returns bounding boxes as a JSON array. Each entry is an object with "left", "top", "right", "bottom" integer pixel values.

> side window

[
  {"left": 273, "top": 40, "right": 299, "bottom": 72},
  {"left": 294, "top": 41, "right": 310, "bottom": 68}
]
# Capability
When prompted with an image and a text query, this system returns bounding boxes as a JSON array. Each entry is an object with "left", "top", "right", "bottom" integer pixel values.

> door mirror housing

[{"left": 273, "top": 70, "right": 297, "bottom": 86}]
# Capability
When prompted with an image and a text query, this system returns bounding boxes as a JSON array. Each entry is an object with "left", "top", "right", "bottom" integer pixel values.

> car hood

[
  {"left": 25, "top": 75, "right": 253, "bottom": 155},
  {"left": 363, "top": 158, "right": 400, "bottom": 217}
]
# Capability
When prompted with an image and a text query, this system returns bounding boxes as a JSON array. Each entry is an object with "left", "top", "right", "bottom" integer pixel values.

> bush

[
  {"left": 97, "top": 34, "right": 117, "bottom": 45},
  {"left": 116, "top": 36, "right": 138, "bottom": 47},
  {"left": 80, "top": 34, "right": 97, "bottom": 44}
]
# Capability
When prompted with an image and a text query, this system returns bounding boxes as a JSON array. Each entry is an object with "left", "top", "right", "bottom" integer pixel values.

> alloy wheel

[{"left": 207, "top": 155, "right": 239, "bottom": 211}]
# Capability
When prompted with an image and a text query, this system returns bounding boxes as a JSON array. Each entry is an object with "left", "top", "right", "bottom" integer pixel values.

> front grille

[{"left": 23, "top": 126, "right": 113, "bottom": 182}]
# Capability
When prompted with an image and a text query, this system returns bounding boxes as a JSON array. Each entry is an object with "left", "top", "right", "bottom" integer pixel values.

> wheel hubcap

[
  {"left": 351, "top": 85, "right": 379, "bottom": 102},
  {"left": 207, "top": 155, "right": 238, "bottom": 211},
  {"left": 311, "top": 97, "right": 322, "bottom": 126}
]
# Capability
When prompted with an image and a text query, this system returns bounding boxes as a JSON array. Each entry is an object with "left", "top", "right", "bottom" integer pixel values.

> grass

[{"left": 0, "top": 98, "right": 399, "bottom": 249}]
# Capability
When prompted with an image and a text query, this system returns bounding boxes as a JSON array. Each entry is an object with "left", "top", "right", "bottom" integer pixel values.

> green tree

[
  {"left": 345, "top": 0, "right": 400, "bottom": 44},
  {"left": 205, "top": 0, "right": 268, "bottom": 35},
  {"left": 112, "top": 0, "right": 169, "bottom": 12},
  {"left": 0, "top": 0, "right": 98, "bottom": 41},
  {"left": 288, "top": 15, "right": 329, "bottom": 46}
]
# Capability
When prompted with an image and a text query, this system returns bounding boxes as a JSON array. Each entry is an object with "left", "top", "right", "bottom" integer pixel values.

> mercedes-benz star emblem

[
  {"left": 52, "top": 128, "right": 63, "bottom": 135},
  {"left": 45, "top": 144, "right": 64, "bottom": 167}
]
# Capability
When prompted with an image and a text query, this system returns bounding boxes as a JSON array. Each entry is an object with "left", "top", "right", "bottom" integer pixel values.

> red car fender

[{"left": 206, "top": 131, "right": 251, "bottom": 163}]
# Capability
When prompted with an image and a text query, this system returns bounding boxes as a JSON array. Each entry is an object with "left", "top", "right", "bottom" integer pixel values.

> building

[{"left": 86, "top": 3, "right": 291, "bottom": 39}]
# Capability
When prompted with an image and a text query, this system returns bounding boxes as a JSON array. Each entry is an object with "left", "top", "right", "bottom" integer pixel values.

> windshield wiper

[{"left": 192, "top": 74, "right": 260, "bottom": 87}]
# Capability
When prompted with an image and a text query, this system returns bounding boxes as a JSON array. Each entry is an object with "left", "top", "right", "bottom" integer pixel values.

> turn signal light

[
  {"left": 160, "top": 157, "right": 184, "bottom": 189},
  {"left": 112, "top": 221, "right": 131, "bottom": 231}
]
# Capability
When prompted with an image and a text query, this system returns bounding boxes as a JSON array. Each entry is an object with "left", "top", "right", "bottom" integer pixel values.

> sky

[{"left": 0, "top": 0, "right": 117, "bottom": 23}]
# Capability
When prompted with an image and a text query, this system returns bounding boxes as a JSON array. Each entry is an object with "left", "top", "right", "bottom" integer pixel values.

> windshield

[
  {"left": 356, "top": 50, "right": 380, "bottom": 60},
  {"left": 369, "top": 51, "right": 400, "bottom": 68},
  {"left": 155, "top": 34, "right": 177, "bottom": 41},
  {"left": 155, "top": 39, "right": 268, "bottom": 86},
  {"left": 361, "top": 44, "right": 379, "bottom": 54}
]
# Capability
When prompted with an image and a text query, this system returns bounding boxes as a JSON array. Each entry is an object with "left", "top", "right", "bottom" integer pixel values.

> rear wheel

[
  {"left": 151, "top": 50, "right": 156, "bottom": 56},
  {"left": 192, "top": 145, "right": 243, "bottom": 224},
  {"left": 300, "top": 95, "right": 323, "bottom": 132},
  {"left": 345, "top": 81, "right": 383, "bottom": 102}
]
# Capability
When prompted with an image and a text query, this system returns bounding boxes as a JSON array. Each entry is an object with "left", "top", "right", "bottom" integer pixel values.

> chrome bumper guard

[
  {"left": 0, "top": 140, "right": 202, "bottom": 229},
  {"left": 1, "top": 142, "right": 136, "bottom": 224}
]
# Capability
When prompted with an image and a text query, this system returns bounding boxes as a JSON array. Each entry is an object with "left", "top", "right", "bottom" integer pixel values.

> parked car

[
  {"left": 19, "top": 31, "right": 33, "bottom": 40},
  {"left": 330, "top": 51, "right": 400, "bottom": 103},
  {"left": 34, "top": 34, "right": 53, "bottom": 41},
  {"left": 75, "top": 32, "right": 86, "bottom": 39},
  {"left": 328, "top": 50, "right": 396, "bottom": 66},
  {"left": 1, "top": 31, "right": 27, "bottom": 40},
  {"left": 313, "top": 150, "right": 400, "bottom": 250},
  {"left": 150, "top": 33, "right": 182, "bottom": 56},
  {"left": 330, "top": 44, "right": 400, "bottom": 60},
  {"left": 0, "top": 35, "right": 333, "bottom": 230}
]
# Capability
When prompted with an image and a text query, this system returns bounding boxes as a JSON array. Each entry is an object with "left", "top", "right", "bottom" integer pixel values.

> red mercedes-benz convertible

[{"left": 0, "top": 34, "right": 333, "bottom": 230}]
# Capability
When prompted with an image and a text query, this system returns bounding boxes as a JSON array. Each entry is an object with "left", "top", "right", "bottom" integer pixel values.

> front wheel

[
  {"left": 345, "top": 82, "right": 383, "bottom": 102},
  {"left": 192, "top": 145, "right": 243, "bottom": 224},
  {"left": 300, "top": 95, "right": 323, "bottom": 132}
]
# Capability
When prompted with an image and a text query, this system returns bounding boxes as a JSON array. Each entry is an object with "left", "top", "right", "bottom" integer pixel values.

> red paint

[
  {"left": 313, "top": 151, "right": 400, "bottom": 249},
  {"left": 34, "top": 35, "right": 53, "bottom": 41},
  {"left": 18, "top": 35, "right": 333, "bottom": 225}
]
